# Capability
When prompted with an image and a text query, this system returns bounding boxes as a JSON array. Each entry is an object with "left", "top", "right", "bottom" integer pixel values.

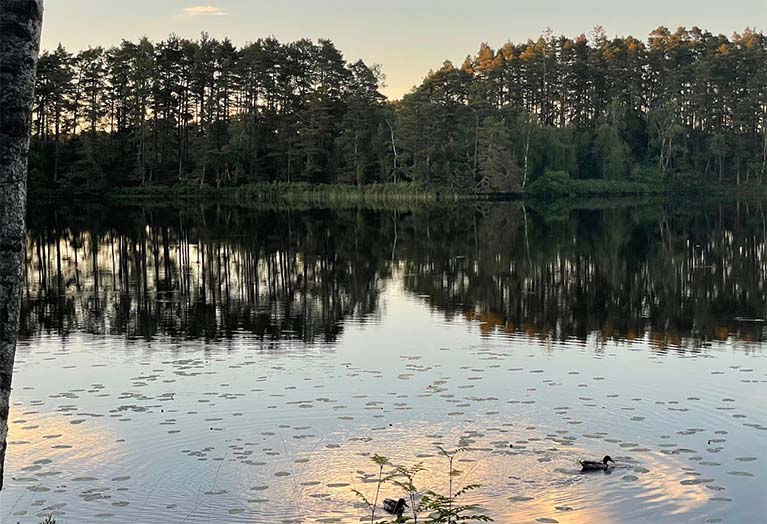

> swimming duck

[
  {"left": 579, "top": 455, "right": 615, "bottom": 471},
  {"left": 383, "top": 498, "right": 408, "bottom": 517}
]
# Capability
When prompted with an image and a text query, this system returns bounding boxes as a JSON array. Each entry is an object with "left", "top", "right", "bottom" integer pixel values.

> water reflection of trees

[
  {"left": 399, "top": 201, "right": 767, "bottom": 347},
  {"left": 22, "top": 206, "right": 390, "bottom": 342},
  {"left": 22, "top": 200, "right": 767, "bottom": 347}
]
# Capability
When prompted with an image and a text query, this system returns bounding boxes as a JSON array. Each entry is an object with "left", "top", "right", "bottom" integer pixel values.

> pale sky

[{"left": 41, "top": 0, "right": 766, "bottom": 99}]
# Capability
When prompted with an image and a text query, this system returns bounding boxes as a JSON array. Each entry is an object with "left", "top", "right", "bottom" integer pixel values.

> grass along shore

[
  {"left": 109, "top": 182, "right": 471, "bottom": 207},
  {"left": 56, "top": 175, "right": 767, "bottom": 208},
  {"left": 109, "top": 178, "right": 667, "bottom": 205}
]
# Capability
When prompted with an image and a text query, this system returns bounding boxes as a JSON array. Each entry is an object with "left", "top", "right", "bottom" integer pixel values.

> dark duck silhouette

[
  {"left": 383, "top": 498, "right": 408, "bottom": 518},
  {"left": 579, "top": 455, "right": 615, "bottom": 471}
]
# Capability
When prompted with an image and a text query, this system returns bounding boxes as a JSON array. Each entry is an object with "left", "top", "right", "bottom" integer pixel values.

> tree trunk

[
  {"left": 762, "top": 119, "right": 767, "bottom": 178},
  {"left": 663, "top": 132, "right": 673, "bottom": 174},
  {"left": 719, "top": 152, "right": 724, "bottom": 182},
  {"left": 522, "top": 115, "right": 532, "bottom": 188},
  {"left": 473, "top": 112, "right": 479, "bottom": 176},
  {"left": 0, "top": 0, "right": 44, "bottom": 491},
  {"left": 353, "top": 126, "right": 359, "bottom": 174},
  {"left": 385, "top": 119, "right": 398, "bottom": 183}
]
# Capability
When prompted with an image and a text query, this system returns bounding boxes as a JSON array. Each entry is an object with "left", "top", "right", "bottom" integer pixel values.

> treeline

[{"left": 31, "top": 27, "right": 767, "bottom": 194}]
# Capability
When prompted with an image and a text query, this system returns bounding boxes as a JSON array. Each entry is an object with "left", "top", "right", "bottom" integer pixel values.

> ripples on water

[{"left": 2, "top": 200, "right": 766, "bottom": 523}]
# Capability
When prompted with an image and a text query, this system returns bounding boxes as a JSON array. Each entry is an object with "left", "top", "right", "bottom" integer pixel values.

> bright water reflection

[{"left": 2, "top": 199, "right": 766, "bottom": 523}]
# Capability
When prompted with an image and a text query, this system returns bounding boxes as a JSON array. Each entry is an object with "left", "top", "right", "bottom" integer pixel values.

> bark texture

[{"left": 0, "top": 0, "right": 44, "bottom": 491}]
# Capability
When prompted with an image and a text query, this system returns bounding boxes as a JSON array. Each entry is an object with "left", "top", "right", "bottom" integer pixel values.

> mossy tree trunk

[{"left": 0, "top": 0, "right": 44, "bottom": 491}]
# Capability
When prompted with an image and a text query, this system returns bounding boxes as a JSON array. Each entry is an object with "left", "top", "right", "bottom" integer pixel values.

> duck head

[{"left": 603, "top": 455, "right": 615, "bottom": 465}]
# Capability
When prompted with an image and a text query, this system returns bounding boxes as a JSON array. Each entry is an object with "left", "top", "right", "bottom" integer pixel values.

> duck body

[
  {"left": 579, "top": 455, "right": 615, "bottom": 471},
  {"left": 383, "top": 498, "right": 408, "bottom": 517},
  {"left": 579, "top": 460, "right": 609, "bottom": 471}
]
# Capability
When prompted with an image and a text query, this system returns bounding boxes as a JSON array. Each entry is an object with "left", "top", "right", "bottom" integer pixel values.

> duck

[
  {"left": 579, "top": 455, "right": 615, "bottom": 471},
  {"left": 383, "top": 498, "right": 408, "bottom": 518}
]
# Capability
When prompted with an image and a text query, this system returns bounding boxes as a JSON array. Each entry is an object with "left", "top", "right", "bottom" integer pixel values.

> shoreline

[{"left": 28, "top": 180, "right": 766, "bottom": 208}]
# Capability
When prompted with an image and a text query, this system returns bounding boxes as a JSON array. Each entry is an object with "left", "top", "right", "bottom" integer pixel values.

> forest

[{"left": 29, "top": 27, "right": 767, "bottom": 196}]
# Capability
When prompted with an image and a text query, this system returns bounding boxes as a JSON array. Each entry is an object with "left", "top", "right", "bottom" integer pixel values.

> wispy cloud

[{"left": 182, "top": 5, "right": 228, "bottom": 17}]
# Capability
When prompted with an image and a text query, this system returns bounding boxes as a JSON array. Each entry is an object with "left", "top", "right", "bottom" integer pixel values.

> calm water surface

[{"left": 2, "top": 199, "right": 766, "bottom": 523}]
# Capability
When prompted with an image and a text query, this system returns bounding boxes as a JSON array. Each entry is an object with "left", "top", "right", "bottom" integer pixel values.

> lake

[{"left": 2, "top": 198, "right": 765, "bottom": 524}]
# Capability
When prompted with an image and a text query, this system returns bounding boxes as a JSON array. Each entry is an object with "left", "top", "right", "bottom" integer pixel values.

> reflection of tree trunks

[
  {"left": 265, "top": 253, "right": 273, "bottom": 300},
  {"left": 73, "top": 237, "right": 80, "bottom": 291},
  {"left": 118, "top": 236, "right": 124, "bottom": 291},
  {"left": 152, "top": 226, "right": 160, "bottom": 289},
  {"left": 216, "top": 243, "right": 222, "bottom": 307},
  {"left": 141, "top": 236, "right": 150, "bottom": 331},
  {"left": 0, "top": 0, "right": 44, "bottom": 491},
  {"left": 162, "top": 227, "right": 171, "bottom": 289},
  {"left": 178, "top": 224, "right": 187, "bottom": 297},
  {"left": 55, "top": 234, "right": 62, "bottom": 295},
  {"left": 523, "top": 205, "right": 531, "bottom": 265},
  {"left": 253, "top": 249, "right": 260, "bottom": 305},
  {"left": 209, "top": 242, "right": 216, "bottom": 311},
  {"left": 391, "top": 212, "right": 398, "bottom": 264},
  {"left": 15, "top": 201, "right": 767, "bottom": 351},
  {"left": 302, "top": 254, "right": 308, "bottom": 342},
  {"left": 110, "top": 231, "right": 116, "bottom": 290},
  {"left": 199, "top": 241, "right": 206, "bottom": 304},
  {"left": 92, "top": 236, "right": 99, "bottom": 314},
  {"left": 35, "top": 237, "right": 45, "bottom": 291},
  {"left": 223, "top": 246, "right": 231, "bottom": 308},
  {"left": 22, "top": 242, "right": 30, "bottom": 302}
]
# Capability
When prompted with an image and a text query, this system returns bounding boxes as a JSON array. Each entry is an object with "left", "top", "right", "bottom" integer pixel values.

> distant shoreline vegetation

[
  {"left": 110, "top": 182, "right": 468, "bottom": 206},
  {"left": 107, "top": 179, "right": 667, "bottom": 206},
  {"left": 67, "top": 178, "right": 762, "bottom": 208},
  {"left": 29, "top": 27, "right": 767, "bottom": 199}
]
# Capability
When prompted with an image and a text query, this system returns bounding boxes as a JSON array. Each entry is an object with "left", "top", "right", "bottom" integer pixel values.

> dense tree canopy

[{"left": 30, "top": 27, "right": 767, "bottom": 194}]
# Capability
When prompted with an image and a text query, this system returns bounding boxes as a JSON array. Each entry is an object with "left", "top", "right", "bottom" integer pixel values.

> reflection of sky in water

[{"left": 4, "top": 278, "right": 766, "bottom": 524}]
